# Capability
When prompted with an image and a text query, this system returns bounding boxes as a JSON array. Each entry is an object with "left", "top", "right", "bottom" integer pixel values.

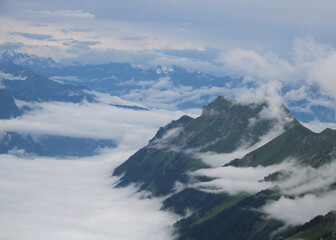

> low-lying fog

[{"left": 0, "top": 148, "right": 180, "bottom": 240}]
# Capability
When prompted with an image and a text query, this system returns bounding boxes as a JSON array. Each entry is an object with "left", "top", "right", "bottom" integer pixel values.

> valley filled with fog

[
  {"left": 0, "top": 101, "right": 188, "bottom": 240},
  {"left": 1, "top": 0, "right": 336, "bottom": 239},
  {"left": 1, "top": 96, "right": 335, "bottom": 239}
]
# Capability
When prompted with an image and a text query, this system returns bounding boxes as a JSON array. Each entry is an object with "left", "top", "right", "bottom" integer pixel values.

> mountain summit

[
  {"left": 113, "top": 96, "right": 295, "bottom": 196},
  {"left": 113, "top": 96, "right": 336, "bottom": 239}
]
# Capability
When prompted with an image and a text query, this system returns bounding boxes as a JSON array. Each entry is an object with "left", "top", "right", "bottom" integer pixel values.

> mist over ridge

[{"left": 1, "top": 1, "right": 336, "bottom": 239}]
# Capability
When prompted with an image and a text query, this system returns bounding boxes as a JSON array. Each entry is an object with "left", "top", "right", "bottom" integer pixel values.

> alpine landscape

[{"left": 1, "top": 1, "right": 336, "bottom": 240}]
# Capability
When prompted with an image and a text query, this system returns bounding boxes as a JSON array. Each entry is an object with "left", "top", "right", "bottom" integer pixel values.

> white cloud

[
  {"left": 0, "top": 71, "right": 27, "bottom": 81},
  {"left": 152, "top": 77, "right": 174, "bottom": 89},
  {"left": 309, "top": 52, "right": 336, "bottom": 99},
  {"left": 0, "top": 101, "right": 196, "bottom": 150},
  {"left": 302, "top": 120, "right": 336, "bottom": 133},
  {"left": 189, "top": 164, "right": 283, "bottom": 195},
  {"left": 0, "top": 70, "right": 27, "bottom": 88},
  {"left": 122, "top": 82, "right": 233, "bottom": 110},
  {"left": 150, "top": 127, "right": 183, "bottom": 150},
  {"left": 37, "top": 10, "right": 95, "bottom": 19},
  {"left": 211, "top": 38, "right": 336, "bottom": 120},
  {"left": 214, "top": 37, "right": 336, "bottom": 97},
  {"left": 197, "top": 125, "right": 286, "bottom": 167},
  {"left": 277, "top": 162, "right": 336, "bottom": 196},
  {"left": 190, "top": 160, "right": 336, "bottom": 195},
  {"left": 283, "top": 86, "right": 308, "bottom": 102},
  {"left": 50, "top": 75, "right": 82, "bottom": 83},
  {"left": 0, "top": 147, "right": 180, "bottom": 240},
  {"left": 85, "top": 90, "right": 147, "bottom": 108},
  {"left": 0, "top": 87, "right": 190, "bottom": 240},
  {"left": 217, "top": 48, "right": 297, "bottom": 82},
  {"left": 263, "top": 191, "right": 336, "bottom": 225},
  {"left": 292, "top": 37, "right": 334, "bottom": 64},
  {"left": 189, "top": 159, "right": 336, "bottom": 225}
]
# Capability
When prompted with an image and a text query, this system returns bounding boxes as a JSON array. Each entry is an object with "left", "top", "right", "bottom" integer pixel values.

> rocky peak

[
  {"left": 201, "top": 96, "right": 293, "bottom": 123},
  {"left": 0, "top": 50, "right": 58, "bottom": 68},
  {"left": 201, "top": 96, "right": 268, "bottom": 121}
]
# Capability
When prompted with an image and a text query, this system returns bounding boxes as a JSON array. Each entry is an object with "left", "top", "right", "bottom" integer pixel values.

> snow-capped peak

[
  {"left": 154, "top": 65, "right": 176, "bottom": 75},
  {"left": 0, "top": 50, "right": 59, "bottom": 68}
]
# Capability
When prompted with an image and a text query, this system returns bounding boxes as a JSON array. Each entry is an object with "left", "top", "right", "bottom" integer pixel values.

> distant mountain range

[
  {"left": 0, "top": 60, "right": 115, "bottom": 157},
  {"left": 1, "top": 50, "right": 335, "bottom": 123},
  {"left": 113, "top": 96, "right": 336, "bottom": 239}
]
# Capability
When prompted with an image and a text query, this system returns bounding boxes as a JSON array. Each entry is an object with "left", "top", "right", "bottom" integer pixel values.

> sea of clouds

[{"left": 0, "top": 100, "right": 193, "bottom": 240}]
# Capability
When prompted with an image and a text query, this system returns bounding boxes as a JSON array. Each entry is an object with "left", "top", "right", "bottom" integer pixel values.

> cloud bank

[
  {"left": 190, "top": 159, "right": 336, "bottom": 225},
  {"left": 263, "top": 191, "right": 336, "bottom": 225},
  {"left": 0, "top": 100, "right": 196, "bottom": 150},
  {"left": 0, "top": 97, "right": 192, "bottom": 239},
  {"left": 0, "top": 149, "right": 179, "bottom": 240}
]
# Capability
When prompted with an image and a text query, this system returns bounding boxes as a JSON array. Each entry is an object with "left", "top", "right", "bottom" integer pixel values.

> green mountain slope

[
  {"left": 113, "top": 95, "right": 336, "bottom": 239},
  {"left": 228, "top": 122, "right": 336, "bottom": 168},
  {"left": 112, "top": 115, "right": 208, "bottom": 195},
  {"left": 113, "top": 96, "right": 294, "bottom": 196},
  {"left": 175, "top": 189, "right": 284, "bottom": 240},
  {"left": 280, "top": 211, "right": 336, "bottom": 240},
  {"left": 162, "top": 188, "right": 230, "bottom": 216}
]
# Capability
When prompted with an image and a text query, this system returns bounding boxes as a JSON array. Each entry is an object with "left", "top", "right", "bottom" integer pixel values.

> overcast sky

[{"left": 1, "top": 0, "right": 336, "bottom": 64}]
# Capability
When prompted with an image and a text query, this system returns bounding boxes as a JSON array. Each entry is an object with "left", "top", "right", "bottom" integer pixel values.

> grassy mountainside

[
  {"left": 279, "top": 211, "right": 336, "bottom": 240},
  {"left": 174, "top": 189, "right": 284, "bottom": 240},
  {"left": 174, "top": 192, "right": 336, "bottom": 240},
  {"left": 228, "top": 122, "right": 336, "bottom": 168},
  {"left": 113, "top": 96, "right": 294, "bottom": 196},
  {"left": 114, "top": 95, "right": 336, "bottom": 239},
  {"left": 172, "top": 122, "right": 336, "bottom": 239},
  {"left": 113, "top": 115, "right": 208, "bottom": 195},
  {"left": 162, "top": 188, "right": 230, "bottom": 216}
]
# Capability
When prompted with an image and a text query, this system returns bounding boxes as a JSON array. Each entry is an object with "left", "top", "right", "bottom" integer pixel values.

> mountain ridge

[
  {"left": 227, "top": 122, "right": 336, "bottom": 168},
  {"left": 2, "top": 50, "right": 335, "bottom": 123},
  {"left": 112, "top": 95, "right": 336, "bottom": 239},
  {"left": 113, "top": 96, "right": 295, "bottom": 196}
]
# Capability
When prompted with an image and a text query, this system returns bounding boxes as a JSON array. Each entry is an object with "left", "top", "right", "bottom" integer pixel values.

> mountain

[
  {"left": 22, "top": 62, "right": 237, "bottom": 109},
  {"left": 281, "top": 211, "right": 336, "bottom": 240},
  {"left": 0, "top": 89, "right": 21, "bottom": 119},
  {"left": 2, "top": 50, "right": 336, "bottom": 123},
  {"left": 228, "top": 124, "right": 336, "bottom": 168},
  {"left": 0, "top": 50, "right": 59, "bottom": 69},
  {"left": 113, "top": 96, "right": 336, "bottom": 239},
  {"left": 0, "top": 50, "right": 234, "bottom": 95},
  {"left": 172, "top": 192, "right": 336, "bottom": 240},
  {"left": 174, "top": 189, "right": 284, "bottom": 240},
  {"left": 113, "top": 115, "right": 207, "bottom": 196},
  {"left": 0, "top": 62, "right": 94, "bottom": 103},
  {"left": 0, "top": 62, "right": 119, "bottom": 156},
  {"left": 1, "top": 50, "right": 335, "bottom": 238},
  {"left": 0, "top": 51, "right": 240, "bottom": 109},
  {"left": 0, "top": 132, "right": 115, "bottom": 157},
  {"left": 113, "top": 96, "right": 295, "bottom": 196}
]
